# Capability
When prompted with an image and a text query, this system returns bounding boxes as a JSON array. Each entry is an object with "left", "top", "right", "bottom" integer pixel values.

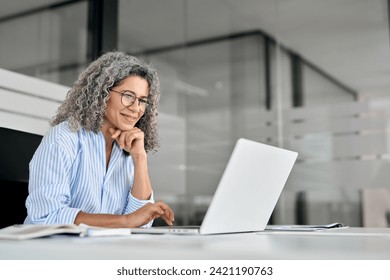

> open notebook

[{"left": 131, "top": 138, "right": 298, "bottom": 235}]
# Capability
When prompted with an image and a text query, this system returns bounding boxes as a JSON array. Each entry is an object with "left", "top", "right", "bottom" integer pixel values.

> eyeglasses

[{"left": 110, "top": 89, "right": 149, "bottom": 111}]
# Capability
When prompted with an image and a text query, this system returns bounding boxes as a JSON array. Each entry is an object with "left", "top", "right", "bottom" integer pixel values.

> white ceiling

[
  {"left": 1, "top": 0, "right": 389, "bottom": 97},
  {"left": 274, "top": 0, "right": 390, "bottom": 98}
]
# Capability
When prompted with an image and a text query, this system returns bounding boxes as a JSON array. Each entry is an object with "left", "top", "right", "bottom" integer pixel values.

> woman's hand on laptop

[{"left": 126, "top": 201, "right": 175, "bottom": 227}]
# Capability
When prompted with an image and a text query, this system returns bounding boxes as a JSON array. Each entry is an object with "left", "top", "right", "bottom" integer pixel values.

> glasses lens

[
  {"left": 121, "top": 92, "right": 149, "bottom": 111},
  {"left": 121, "top": 92, "right": 136, "bottom": 107},
  {"left": 140, "top": 99, "right": 149, "bottom": 109}
]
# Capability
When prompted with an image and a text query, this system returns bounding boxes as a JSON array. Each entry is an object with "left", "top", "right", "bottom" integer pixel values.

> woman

[{"left": 24, "top": 51, "right": 174, "bottom": 228}]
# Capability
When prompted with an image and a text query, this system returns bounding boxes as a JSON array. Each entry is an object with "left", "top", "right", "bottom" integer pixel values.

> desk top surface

[{"left": 1, "top": 227, "right": 390, "bottom": 260}]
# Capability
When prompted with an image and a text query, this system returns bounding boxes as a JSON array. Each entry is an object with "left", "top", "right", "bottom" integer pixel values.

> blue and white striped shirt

[{"left": 24, "top": 121, "right": 154, "bottom": 226}]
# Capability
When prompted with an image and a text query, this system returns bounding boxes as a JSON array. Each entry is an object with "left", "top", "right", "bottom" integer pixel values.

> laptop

[{"left": 131, "top": 138, "right": 298, "bottom": 235}]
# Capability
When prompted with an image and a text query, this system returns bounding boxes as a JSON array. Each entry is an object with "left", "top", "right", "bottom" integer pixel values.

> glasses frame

[{"left": 110, "top": 89, "right": 149, "bottom": 112}]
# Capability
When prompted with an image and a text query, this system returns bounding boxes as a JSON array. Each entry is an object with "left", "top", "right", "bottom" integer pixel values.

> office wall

[
  {"left": 0, "top": 1, "right": 88, "bottom": 86},
  {"left": 0, "top": 69, "right": 68, "bottom": 135},
  {"left": 121, "top": 0, "right": 390, "bottom": 226},
  {"left": 0, "top": 0, "right": 389, "bottom": 226}
]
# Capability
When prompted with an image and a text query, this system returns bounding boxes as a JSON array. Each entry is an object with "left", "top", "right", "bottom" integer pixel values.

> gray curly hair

[{"left": 51, "top": 51, "right": 160, "bottom": 152}]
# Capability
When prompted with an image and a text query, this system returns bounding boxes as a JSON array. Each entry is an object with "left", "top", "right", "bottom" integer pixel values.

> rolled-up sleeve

[{"left": 124, "top": 191, "right": 155, "bottom": 227}]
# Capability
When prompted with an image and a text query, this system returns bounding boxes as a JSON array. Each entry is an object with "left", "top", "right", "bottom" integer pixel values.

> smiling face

[{"left": 103, "top": 75, "right": 149, "bottom": 133}]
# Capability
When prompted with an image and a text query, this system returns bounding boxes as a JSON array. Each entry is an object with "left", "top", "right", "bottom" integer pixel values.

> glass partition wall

[
  {"left": 0, "top": 1, "right": 88, "bottom": 86},
  {"left": 0, "top": 0, "right": 389, "bottom": 227},
  {"left": 118, "top": 0, "right": 367, "bottom": 226},
  {"left": 124, "top": 0, "right": 390, "bottom": 227}
]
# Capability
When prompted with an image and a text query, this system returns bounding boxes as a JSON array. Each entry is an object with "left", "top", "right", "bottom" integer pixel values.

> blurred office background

[{"left": 1, "top": 0, "right": 389, "bottom": 227}]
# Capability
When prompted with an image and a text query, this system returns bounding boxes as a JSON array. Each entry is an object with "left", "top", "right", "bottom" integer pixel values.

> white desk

[{"left": 1, "top": 227, "right": 390, "bottom": 260}]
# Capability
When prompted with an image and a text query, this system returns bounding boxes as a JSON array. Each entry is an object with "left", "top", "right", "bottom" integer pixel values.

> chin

[{"left": 120, "top": 123, "right": 135, "bottom": 130}]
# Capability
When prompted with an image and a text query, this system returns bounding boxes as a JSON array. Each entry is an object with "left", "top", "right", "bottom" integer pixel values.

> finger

[
  {"left": 156, "top": 201, "right": 175, "bottom": 222},
  {"left": 112, "top": 130, "right": 129, "bottom": 149},
  {"left": 117, "top": 131, "right": 128, "bottom": 149},
  {"left": 151, "top": 213, "right": 160, "bottom": 221},
  {"left": 156, "top": 200, "right": 172, "bottom": 212},
  {"left": 167, "top": 209, "right": 175, "bottom": 222},
  {"left": 161, "top": 214, "right": 174, "bottom": 226},
  {"left": 127, "top": 130, "right": 143, "bottom": 144},
  {"left": 109, "top": 127, "right": 116, "bottom": 135},
  {"left": 149, "top": 203, "right": 165, "bottom": 215},
  {"left": 162, "top": 207, "right": 174, "bottom": 222},
  {"left": 110, "top": 129, "right": 122, "bottom": 139},
  {"left": 124, "top": 133, "right": 137, "bottom": 147}
]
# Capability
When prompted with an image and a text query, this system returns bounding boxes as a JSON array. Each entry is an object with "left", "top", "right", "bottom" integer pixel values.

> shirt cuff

[
  {"left": 56, "top": 207, "right": 82, "bottom": 224},
  {"left": 125, "top": 192, "right": 155, "bottom": 228},
  {"left": 125, "top": 191, "right": 154, "bottom": 212}
]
